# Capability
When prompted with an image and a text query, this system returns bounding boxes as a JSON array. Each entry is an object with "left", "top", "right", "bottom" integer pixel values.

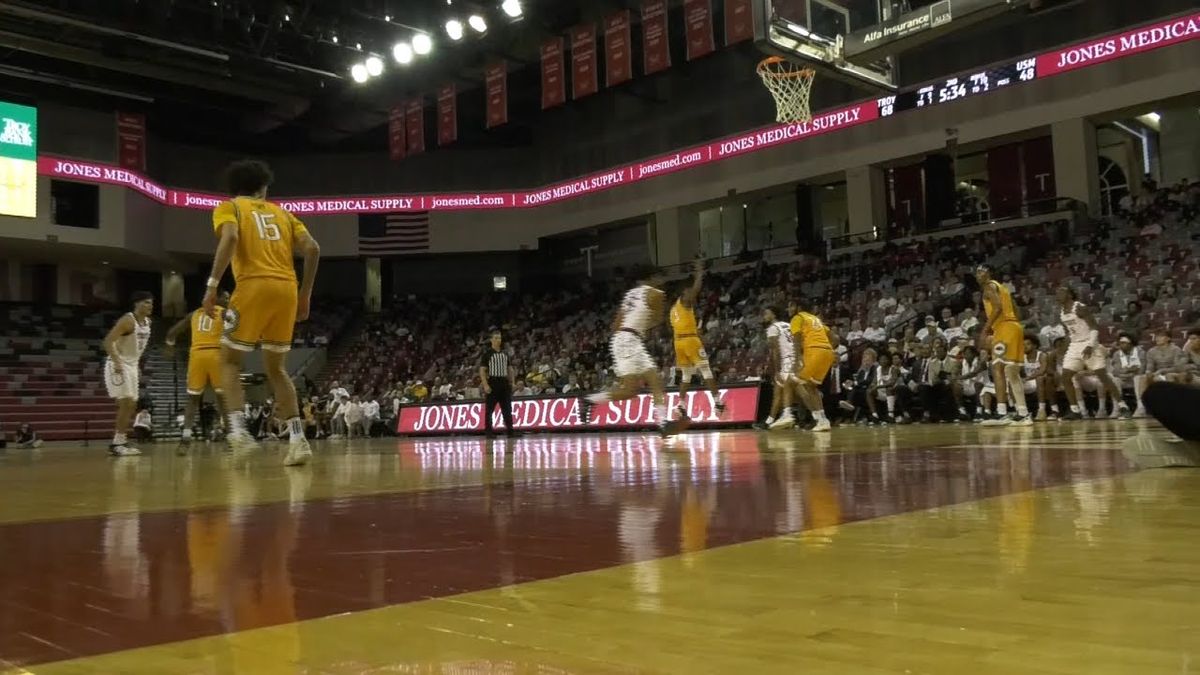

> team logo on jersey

[
  {"left": 993, "top": 342, "right": 1007, "bottom": 357},
  {"left": 222, "top": 307, "right": 240, "bottom": 335}
]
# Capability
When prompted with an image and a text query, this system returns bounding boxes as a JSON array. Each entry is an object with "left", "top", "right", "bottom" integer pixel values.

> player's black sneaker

[
  {"left": 1061, "top": 410, "right": 1083, "bottom": 421},
  {"left": 658, "top": 419, "right": 685, "bottom": 438},
  {"left": 577, "top": 397, "right": 593, "bottom": 425},
  {"left": 675, "top": 405, "right": 692, "bottom": 422},
  {"left": 714, "top": 402, "right": 727, "bottom": 417}
]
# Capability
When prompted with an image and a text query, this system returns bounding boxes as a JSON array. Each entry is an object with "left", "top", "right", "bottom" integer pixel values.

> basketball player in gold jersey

[
  {"left": 976, "top": 264, "right": 1032, "bottom": 426},
  {"left": 202, "top": 160, "right": 321, "bottom": 466},
  {"left": 789, "top": 300, "right": 837, "bottom": 432},
  {"left": 670, "top": 260, "right": 725, "bottom": 420},
  {"left": 165, "top": 290, "right": 230, "bottom": 445}
]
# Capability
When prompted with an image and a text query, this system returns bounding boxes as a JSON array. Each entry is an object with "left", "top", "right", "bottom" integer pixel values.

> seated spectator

[
  {"left": 362, "top": 396, "right": 382, "bottom": 437},
  {"left": 344, "top": 396, "right": 364, "bottom": 439},
  {"left": 1184, "top": 329, "right": 1200, "bottom": 384},
  {"left": 1110, "top": 333, "right": 1148, "bottom": 417},
  {"left": 1119, "top": 302, "right": 1149, "bottom": 340},
  {"left": 917, "top": 316, "right": 944, "bottom": 344},
  {"left": 1146, "top": 331, "right": 1186, "bottom": 384},
  {"left": 15, "top": 423, "right": 43, "bottom": 449}
]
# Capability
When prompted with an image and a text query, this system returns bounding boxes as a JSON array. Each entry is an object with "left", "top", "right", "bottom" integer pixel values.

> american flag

[{"left": 358, "top": 212, "right": 430, "bottom": 255}]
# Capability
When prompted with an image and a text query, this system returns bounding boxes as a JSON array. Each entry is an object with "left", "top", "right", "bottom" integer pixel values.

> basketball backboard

[{"left": 754, "top": 0, "right": 897, "bottom": 91}]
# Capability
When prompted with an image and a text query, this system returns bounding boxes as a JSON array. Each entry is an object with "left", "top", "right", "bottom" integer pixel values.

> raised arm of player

[
  {"left": 163, "top": 314, "right": 191, "bottom": 353},
  {"left": 681, "top": 259, "right": 703, "bottom": 307},
  {"left": 103, "top": 314, "right": 135, "bottom": 362},
  {"left": 295, "top": 229, "right": 321, "bottom": 321},
  {"left": 647, "top": 287, "right": 665, "bottom": 325},
  {"left": 202, "top": 220, "right": 238, "bottom": 318}
]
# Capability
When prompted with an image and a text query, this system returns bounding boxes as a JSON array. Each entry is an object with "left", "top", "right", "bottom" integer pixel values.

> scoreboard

[
  {"left": 0, "top": 101, "right": 37, "bottom": 218},
  {"left": 877, "top": 58, "right": 1038, "bottom": 117}
]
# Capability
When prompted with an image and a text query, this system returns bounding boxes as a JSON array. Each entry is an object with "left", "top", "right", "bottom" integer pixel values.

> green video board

[{"left": 0, "top": 101, "right": 38, "bottom": 218}]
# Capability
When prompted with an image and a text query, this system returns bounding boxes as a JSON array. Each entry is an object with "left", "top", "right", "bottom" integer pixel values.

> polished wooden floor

[{"left": 1, "top": 422, "right": 1197, "bottom": 674}]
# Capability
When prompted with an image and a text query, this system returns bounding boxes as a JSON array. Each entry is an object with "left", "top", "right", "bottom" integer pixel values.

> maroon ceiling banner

[
  {"left": 541, "top": 37, "right": 566, "bottom": 109},
  {"left": 684, "top": 0, "right": 715, "bottom": 61},
  {"left": 405, "top": 100, "right": 425, "bottom": 155},
  {"left": 437, "top": 84, "right": 457, "bottom": 146},
  {"left": 570, "top": 24, "right": 598, "bottom": 100},
  {"left": 641, "top": 0, "right": 671, "bottom": 75},
  {"left": 116, "top": 112, "right": 146, "bottom": 172},
  {"left": 388, "top": 106, "right": 406, "bottom": 160},
  {"left": 1023, "top": 135, "right": 1057, "bottom": 204},
  {"left": 485, "top": 61, "right": 508, "bottom": 128},
  {"left": 604, "top": 10, "right": 633, "bottom": 87},
  {"left": 725, "top": 0, "right": 754, "bottom": 45}
]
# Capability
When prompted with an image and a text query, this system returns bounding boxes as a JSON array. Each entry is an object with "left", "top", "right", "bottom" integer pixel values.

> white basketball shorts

[
  {"left": 1062, "top": 341, "right": 1107, "bottom": 373},
  {"left": 610, "top": 330, "right": 655, "bottom": 378},
  {"left": 104, "top": 358, "right": 139, "bottom": 401}
]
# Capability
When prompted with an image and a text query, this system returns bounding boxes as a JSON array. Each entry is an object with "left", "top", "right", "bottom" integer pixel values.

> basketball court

[{"left": 2, "top": 421, "right": 1197, "bottom": 673}]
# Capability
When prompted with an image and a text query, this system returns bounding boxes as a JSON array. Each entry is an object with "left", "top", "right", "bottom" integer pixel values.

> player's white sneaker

[
  {"left": 811, "top": 418, "right": 832, "bottom": 432},
  {"left": 1010, "top": 414, "right": 1034, "bottom": 427},
  {"left": 769, "top": 413, "right": 795, "bottom": 430},
  {"left": 284, "top": 438, "right": 313, "bottom": 467},
  {"left": 1132, "top": 407, "right": 1148, "bottom": 419},
  {"left": 981, "top": 415, "right": 1012, "bottom": 427},
  {"left": 227, "top": 432, "right": 260, "bottom": 458},
  {"left": 108, "top": 443, "right": 142, "bottom": 457}
]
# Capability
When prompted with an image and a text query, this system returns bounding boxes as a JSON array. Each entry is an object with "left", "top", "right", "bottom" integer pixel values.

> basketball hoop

[{"left": 757, "top": 56, "right": 815, "bottom": 124}]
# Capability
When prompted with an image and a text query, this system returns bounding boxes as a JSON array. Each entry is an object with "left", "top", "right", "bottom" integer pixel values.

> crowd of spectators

[{"left": 316, "top": 180, "right": 1197, "bottom": 426}]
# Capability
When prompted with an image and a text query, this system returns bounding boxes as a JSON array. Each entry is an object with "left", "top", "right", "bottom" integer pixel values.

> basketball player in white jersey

[
  {"left": 762, "top": 306, "right": 798, "bottom": 429},
  {"left": 102, "top": 291, "right": 154, "bottom": 456},
  {"left": 1056, "top": 286, "right": 1130, "bottom": 420},
  {"left": 580, "top": 269, "right": 684, "bottom": 437}
]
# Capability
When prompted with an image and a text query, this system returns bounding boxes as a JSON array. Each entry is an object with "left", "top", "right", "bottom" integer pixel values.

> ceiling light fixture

[
  {"left": 283, "top": 13, "right": 290, "bottom": 21},
  {"left": 350, "top": 63, "right": 369, "bottom": 83},
  {"left": 468, "top": 14, "right": 487, "bottom": 32},
  {"left": 444, "top": 19, "right": 463, "bottom": 41},
  {"left": 413, "top": 32, "right": 433, "bottom": 53},
  {"left": 365, "top": 55, "right": 383, "bottom": 76},
  {"left": 501, "top": 0, "right": 522, "bottom": 18},
  {"left": 392, "top": 42, "right": 413, "bottom": 64},
  {"left": 331, "top": 34, "right": 339, "bottom": 44},
  {"left": 355, "top": 42, "right": 362, "bottom": 50},
  {"left": 384, "top": 14, "right": 391, "bottom": 21}
]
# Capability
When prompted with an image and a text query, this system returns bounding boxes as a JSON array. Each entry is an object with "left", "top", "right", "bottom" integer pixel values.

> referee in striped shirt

[{"left": 480, "top": 331, "right": 515, "bottom": 436}]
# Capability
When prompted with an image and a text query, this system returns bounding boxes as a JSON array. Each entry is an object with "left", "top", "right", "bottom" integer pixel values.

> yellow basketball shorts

[
  {"left": 224, "top": 278, "right": 298, "bottom": 353},
  {"left": 187, "top": 348, "right": 223, "bottom": 395}
]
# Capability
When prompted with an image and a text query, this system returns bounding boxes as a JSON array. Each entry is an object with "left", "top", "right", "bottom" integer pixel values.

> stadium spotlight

[
  {"left": 501, "top": 0, "right": 522, "bottom": 18},
  {"left": 413, "top": 32, "right": 434, "bottom": 53},
  {"left": 350, "top": 63, "right": 369, "bottom": 83},
  {"left": 392, "top": 42, "right": 414, "bottom": 64},
  {"left": 468, "top": 14, "right": 487, "bottom": 32},
  {"left": 365, "top": 55, "right": 383, "bottom": 76},
  {"left": 444, "top": 19, "right": 464, "bottom": 41}
]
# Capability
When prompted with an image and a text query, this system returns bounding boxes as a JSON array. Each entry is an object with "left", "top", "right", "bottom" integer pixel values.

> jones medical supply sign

[{"left": 0, "top": 101, "right": 37, "bottom": 218}]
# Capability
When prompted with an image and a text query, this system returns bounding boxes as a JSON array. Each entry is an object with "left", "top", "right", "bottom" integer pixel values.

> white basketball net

[{"left": 757, "top": 58, "right": 815, "bottom": 124}]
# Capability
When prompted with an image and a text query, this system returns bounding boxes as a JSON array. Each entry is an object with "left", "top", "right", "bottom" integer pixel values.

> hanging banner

[
  {"left": 725, "top": 0, "right": 754, "bottom": 45},
  {"left": 684, "top": 0, "right": 715, "bottom": 61},
  {"left": 641, "top": 0, "right": 671, "bottom": 75},
  {"left": 485, "top": 61, "right": 508, "bottom": 128},
  {"left": 388, "top": 106, "right": 405, "bottom": 160},
  {"left": 405, "top": 100, "right": 425, "bottom": 155},
  {"left": 116, "top": 112, "right": 146, "bottom": 172},
  {"left": 541, "top": 37, "right": 566, "bottom": 109},
  {"left": 437, "top": 84, "right": 457, "bottom": 146},
  {"left": 604, "top": 10, "right": 633, "bottom": 87},
  {"left": 570, "top": 24, "right": 598, "bottom": 100}
]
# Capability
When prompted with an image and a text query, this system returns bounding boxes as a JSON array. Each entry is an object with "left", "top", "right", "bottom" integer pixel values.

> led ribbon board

[
  {"left": 0, "top": 101, "right": 37, "bottom": 218},
  {"left": 32, "top": 13, "right": 1200, "bottom": 215}
]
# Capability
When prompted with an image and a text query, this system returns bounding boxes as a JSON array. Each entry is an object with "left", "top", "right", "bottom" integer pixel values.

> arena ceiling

[{"left": 0, "top": 0, "right": 763, "bottom": 154}]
